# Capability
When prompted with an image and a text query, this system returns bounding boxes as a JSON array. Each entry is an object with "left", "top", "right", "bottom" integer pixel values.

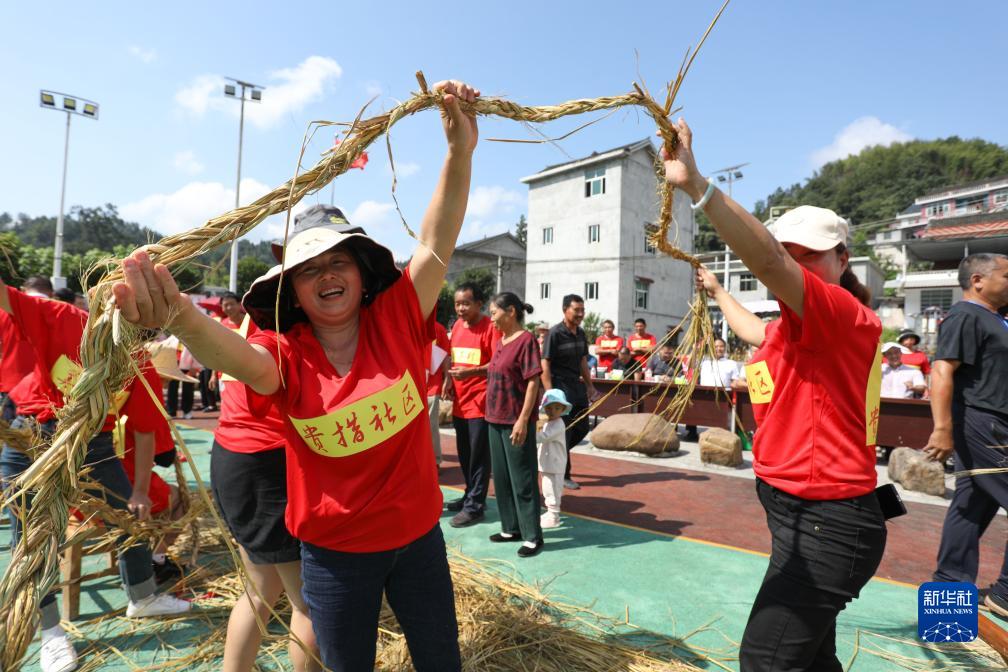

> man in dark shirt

[
  {"left": 542, "top": 294, "right": 599, "bottom": 489},
  {"left": 928, "top": 253, "right": 1008, "bottom": 615}
]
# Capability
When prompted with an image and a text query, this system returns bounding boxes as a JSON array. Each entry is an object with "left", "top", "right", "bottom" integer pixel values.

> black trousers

[
  {"left": 934, "top": 406, "right": 1008, "bottom": 597},
  {"left": 452, "top": 416, "right": 491, "bottom": 515},
  {"left": 198, "top": 368, "right": 218, "bottom": 408},
  {"left": 166, "top": 378, "right": 194, "bottom": 416},
  {"left": 740, "top": 479, "right": 886, "bottom": 672},
  {"left": 562, "top": 404, "right": 590, "bottom": 479}
]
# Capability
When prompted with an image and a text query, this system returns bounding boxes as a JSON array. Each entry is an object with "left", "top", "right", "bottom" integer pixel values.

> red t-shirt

[
  {"left": 214, "top": 316, "right": 286, "bottom": 454},
  {"left": 0, "top": 311, "right": 37, "bottom": 394},
  {"left": 627, "top": 333, "right": 657, "bottom": 367},
  {"left": 449, "top": 315, "right": 499, "bottom": 419},
  {"left": 744, "top": 267, "right": 882, "bottom": 500},
  {"left": 901, "top": 350, "right": 931, "bottom": 375},
  {"left": 426, "top": 321, "right": 450, "bottom": 397},
  {"left": 594, "top": 335, "right": 624, "bottom": 369},
  {"left": 248, "top": 269, "right": 439, "bottom": 552},
  {"left": 119, "top": 361, "right": 173, "bottom": 514},
  {"left": 5, "top": 287, "right": 116, "bottom": 431},
  {"left": 485, "top": 331, "right": 543, "bottom": 425}
]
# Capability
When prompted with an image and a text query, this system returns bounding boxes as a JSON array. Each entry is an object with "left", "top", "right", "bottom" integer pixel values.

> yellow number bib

[
  {"left": 452, "top": 347, "right": 482, "bottom": 366},
  {"left": 744, "top": 361, "right": 775, "bottom": 404}
]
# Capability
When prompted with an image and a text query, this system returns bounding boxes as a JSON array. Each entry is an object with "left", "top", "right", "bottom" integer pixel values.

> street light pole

[
  {"left": 53, "top": 111, "right": 72, "bottom": 286},
  {"left": 710, "top": 162, "right": 750, "bottom": 340},
  {"left": 40, "top": 90, "right": 98, "bottom": 290},
  {"left": 223, "top": 78, "right": 264, "bottom": 292}
]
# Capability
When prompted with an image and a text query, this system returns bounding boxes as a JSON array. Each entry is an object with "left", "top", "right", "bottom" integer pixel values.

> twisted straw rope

[{"left": 0, "top": 75, "right": 709, "bottom": 670}]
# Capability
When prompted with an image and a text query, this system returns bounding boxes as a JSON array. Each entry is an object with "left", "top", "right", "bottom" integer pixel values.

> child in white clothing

[{"left": 537, "top": 389, "right": 572, "bottom": 529}]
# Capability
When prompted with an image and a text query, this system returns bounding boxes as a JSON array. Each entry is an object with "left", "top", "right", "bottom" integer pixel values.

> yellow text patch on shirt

[
  {"left": 745, "top": 361, "right": 775, "bottom": 404},
  {"left": 289, "top": 369, "right": 424, "bottom": 458},
  {"left": 629, "top": 339, "right": 651, "bottom": 350},
  {"left": 452, "top": 347, "right": 482, "bottom": 366},
  {"left": 51, "top": 355, "right": 130, "bottom": 412},
  {"left": 864, "top": 342, "right": 882, "bottom": 446}
]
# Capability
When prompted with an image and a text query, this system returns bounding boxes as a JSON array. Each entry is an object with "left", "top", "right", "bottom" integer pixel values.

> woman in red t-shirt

[
  {"left": 114, "top": 80, "right": 479, "bottom": 671},
  {"left": 662, "top": 120, "right": 886, "bottom": 671},
  {"left": 484, "top": 293, "right": 543, "bottom": 557},
  {"left": 593, "top": 319, "right": 622, "bottom": 372}
]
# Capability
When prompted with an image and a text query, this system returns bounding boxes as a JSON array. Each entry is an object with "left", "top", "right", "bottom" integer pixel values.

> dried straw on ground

[{"left": 0, "top": 4, "right": 733, "bottom": 667}]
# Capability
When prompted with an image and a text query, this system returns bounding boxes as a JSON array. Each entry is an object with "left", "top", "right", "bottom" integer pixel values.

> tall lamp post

[
  {"left": 39, "top": 90, "right": 99, "bottom": 290},
  {"left": 710, "top": 162, "right": 750, "bottom": 340},
  {"left": 223, "top": 78, "right": 264, "bottom": 292}
]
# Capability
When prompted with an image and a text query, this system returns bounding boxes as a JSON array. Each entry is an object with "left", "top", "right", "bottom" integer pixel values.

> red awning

[{"left": 917, "top": 220, "right": 1008, "bottom": 240}]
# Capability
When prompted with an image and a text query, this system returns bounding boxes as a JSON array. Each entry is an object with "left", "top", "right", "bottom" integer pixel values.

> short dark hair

[
  {"left": 220, "top": 291, "right": 240, "bottom": 303},
  {"left": 54, "top": 287, "right": 76, "bottom": 303},
  {"left": 562, "top": 294, "right": 584, "bottom": 310},
  {"left": 714, "top": 337, "right": 727, "bottom": 346},
  {"left": 618, "top": 346, "right": 631, "bottom": 355},
  {"left": 491, "top": 292, "right": 533, "bottom": 322},
  {"left": 602, "top": 319, "right": 615, "bottom": 328},
  {"left": 634, "top": 318, "right": 647, "bottom": 326},
  {"left": 958, "top": 253, "right": 1008, "bottom": 290},
  {"left": 455, "top": 282, "right": 485, "bottom": 303},
  {"left": 23, "top": 276, "right": 53, "bottom": 294}
]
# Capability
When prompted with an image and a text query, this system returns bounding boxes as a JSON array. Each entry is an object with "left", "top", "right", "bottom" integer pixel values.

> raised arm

[
  {"left": 696, "top": 267, "right": 766, "bottom": 347},
  {"left": 662, "top": 120, "right": 806, "bottom": 318},
  {"left": 114, "top": 251, "right": 280, "bottom": 396},
  {"left": 409, "top": 80, "right": 480, "bottom": 317}
]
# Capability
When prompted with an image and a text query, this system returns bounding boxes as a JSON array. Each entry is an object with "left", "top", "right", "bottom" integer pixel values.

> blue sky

[{"left": 3, "top": 1, "right": 1006, "bottom": 260}]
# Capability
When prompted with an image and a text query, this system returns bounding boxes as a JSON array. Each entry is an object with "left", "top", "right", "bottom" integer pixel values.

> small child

[{"left": 537, "top": 389, "right": 572, "bottom": 529}]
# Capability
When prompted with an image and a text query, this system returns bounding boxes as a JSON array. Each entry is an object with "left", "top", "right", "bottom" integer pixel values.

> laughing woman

[{"left": 114, "top": 80, "right": 480, "bottom": 672}]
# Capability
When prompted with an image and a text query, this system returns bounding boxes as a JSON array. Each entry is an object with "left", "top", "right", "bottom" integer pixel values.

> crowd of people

[{"left": 1, "top": 75, "right": 1006, "bottom": 672}]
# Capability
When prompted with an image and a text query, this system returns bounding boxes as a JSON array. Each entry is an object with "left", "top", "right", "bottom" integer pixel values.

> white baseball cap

[
  {"left": 768, "top": 205, "right": 849, "bottom": 251},
  {"left": 881, "top": 342, "right": 911, "bottom": 355}
]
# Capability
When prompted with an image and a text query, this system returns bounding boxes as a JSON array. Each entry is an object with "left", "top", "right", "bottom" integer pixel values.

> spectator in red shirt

[
  {"left": 485, "top": 292, "right": 543, "bottom": 557},
  {"left": 114, "top": 79, "right": 479, "bottom": 672},
  {"left": 897, "top": 329, "right": 931, "bottom": 376},
  {"left": 594, "top": 319, "right": 622, "bottom": 371},
  {"left": 428, "top": 319, "right": 451, "bottom": 467},
  {"left": 443, "top": 282, "right": 499, "bottom": 527},
  {"left": 627, "top": 318, "right": 657, "bottom": 368},
  {"left": 665, "top": 119, "right": 885, "bottom": 672}
]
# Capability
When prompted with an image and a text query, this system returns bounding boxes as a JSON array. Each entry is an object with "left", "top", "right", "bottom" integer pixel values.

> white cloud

[
  {"left": 350, "top": 201, "right": 397, "bottom": 228},
  {"left": 466, "top": 185, "right": 524, "bottom": 219},
  {"left": 385, "top": 161, "right": 420, "bottom": 178},
  {"left": 174, "top": 56, "right": 343, "bottom": 130},
  {"left": 811, "top": 117, "right": 912, "bottom": 167},
  {"left": 172, "top": 150, "right": 204, "bottom": 175},
  {"left": 121, "top": 178, "right": 274, "bottom": 239},
  {"left": 364, "top": 81, "right": 383, "bottom": 98},
  {"left": 128, "top": 45, "right": 157, "bottom": 63}
]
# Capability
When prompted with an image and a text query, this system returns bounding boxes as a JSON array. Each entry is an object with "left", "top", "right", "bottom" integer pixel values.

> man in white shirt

[
  {"left": 880, "top": 341, "right": 926, "bottom": 399},
  {"left": 697, "top": 337, "right": 741, "bottom": 389}
]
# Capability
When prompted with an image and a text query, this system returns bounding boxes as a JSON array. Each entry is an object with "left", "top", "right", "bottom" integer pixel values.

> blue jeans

[
  {"left": 300, "top": 524, "right": 461, "bottom": 672},
  {"left": 0, "top": 417, "right": 156, "bottom": 627}
]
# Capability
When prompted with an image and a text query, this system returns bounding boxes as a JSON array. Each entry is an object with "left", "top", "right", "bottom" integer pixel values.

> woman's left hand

[
  {"left": 433, "top": 80, "right": 480, "bottom": 155},
  {"left": 510, "top": 420, "right": 527, "bottom": 446}
]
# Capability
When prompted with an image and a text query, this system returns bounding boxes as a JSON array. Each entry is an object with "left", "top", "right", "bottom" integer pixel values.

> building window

[
  {"left": 588, "top": 224, "right": 600, "bottom": 243},
  {"left": 584, "top": 166, "right": 606, "bottom": 197},
  {"left": 994, "top": 191, "right": 1008, "bottom": 205},
  {"left": 584, "top": 282, "right": 599, "bottom": 300},
  {"left": 644, "top": 225, "right": 657, "bottom": 254},
  {"left": 542, "top": 227, "right": 553, "bottom": 244},
  {"left": 738, "top": 272, "right": 757, "bottom": 292},
  {"left": 920, "top": 288, "right": 953, "bottom": 311},
  {"left": 925, "top": 203, "right": 950, "bottom": 218},
  {"left": 540, "top": 282, "right": 551, "bottom": 300},
  {"left": 634, "top": 279, "right": 649, "bottom": 310}
]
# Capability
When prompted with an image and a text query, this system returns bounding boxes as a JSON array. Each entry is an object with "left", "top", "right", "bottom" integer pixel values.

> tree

[
  {"left": 454, "top": 267, "right": 497, "bottom": 303},
  {"left": 514, "top": 214, "right": 527, "bottom": 246},
  {"left": 436, "top": 282, "right": 455, "bottom": 328},
  {"left": 236, "top": 256, "right": 271, "bottom": 295},
  {"left": 582, "top": 312, "right": 601, "bottom": 342}
]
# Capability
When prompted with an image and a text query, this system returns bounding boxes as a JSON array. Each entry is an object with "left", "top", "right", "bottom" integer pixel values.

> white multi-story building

[{"left": 521, "top": 139, "right": 695, "bottom": 335}]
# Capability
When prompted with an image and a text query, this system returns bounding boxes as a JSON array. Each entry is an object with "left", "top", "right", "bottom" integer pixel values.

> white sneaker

[
  {"left": 182, "top": 412, "right": 193, "bottom": 420},
  {"left": 126, "top": 593, "right": 191, "bottom": 618},
  {"left": 40, "top": 635, "right": 78, "bottom": 672},
  {"left": 563, "top": 478, "right": 580, "bottom": 490},
  {"left": 540, "top": 512, "right": 561, "bottom": 529}
]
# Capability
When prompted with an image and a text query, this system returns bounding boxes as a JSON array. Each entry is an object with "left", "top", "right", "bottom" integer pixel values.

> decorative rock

[
  {"left": 438, "top": 399, "right": 454, "bottom": 426},
  {"left": 590, "top": 414, "right": 680, "bottom": 456},
  {"left": 888, "top": 446, "right": 946, "bottom": 496},
  {"left": 699, "top": 427, "right": 743, "bottom": 467}
]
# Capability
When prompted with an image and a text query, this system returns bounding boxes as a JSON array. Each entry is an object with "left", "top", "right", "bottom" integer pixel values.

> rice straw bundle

[{"left": 0, "top": 3, "right": 733, "bottom": 667}]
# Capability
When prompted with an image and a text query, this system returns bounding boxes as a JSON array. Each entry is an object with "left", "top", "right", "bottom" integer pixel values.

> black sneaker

[
  {"left": 517, "top": 539, "right": 544, "bottom": 558},
  {"left": 489, "top": 532, "right": 523, "bottom": 543},
  {"left": 449, "top": 510, "right": 484, "bottom": 528},
  {"left": 986, "top": 592, "right": 1008, "bottom": 619},
  {"left": 444, "top": 498, "right": 465, "bottom": 512}
]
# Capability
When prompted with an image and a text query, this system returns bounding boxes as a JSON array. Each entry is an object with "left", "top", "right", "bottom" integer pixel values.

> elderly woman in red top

[
  {"left": 662, "top": 120, "right": 885, "bottom": 672},
  {"left": 114, "top": 80, "right": 479, "bottom": 672}
]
